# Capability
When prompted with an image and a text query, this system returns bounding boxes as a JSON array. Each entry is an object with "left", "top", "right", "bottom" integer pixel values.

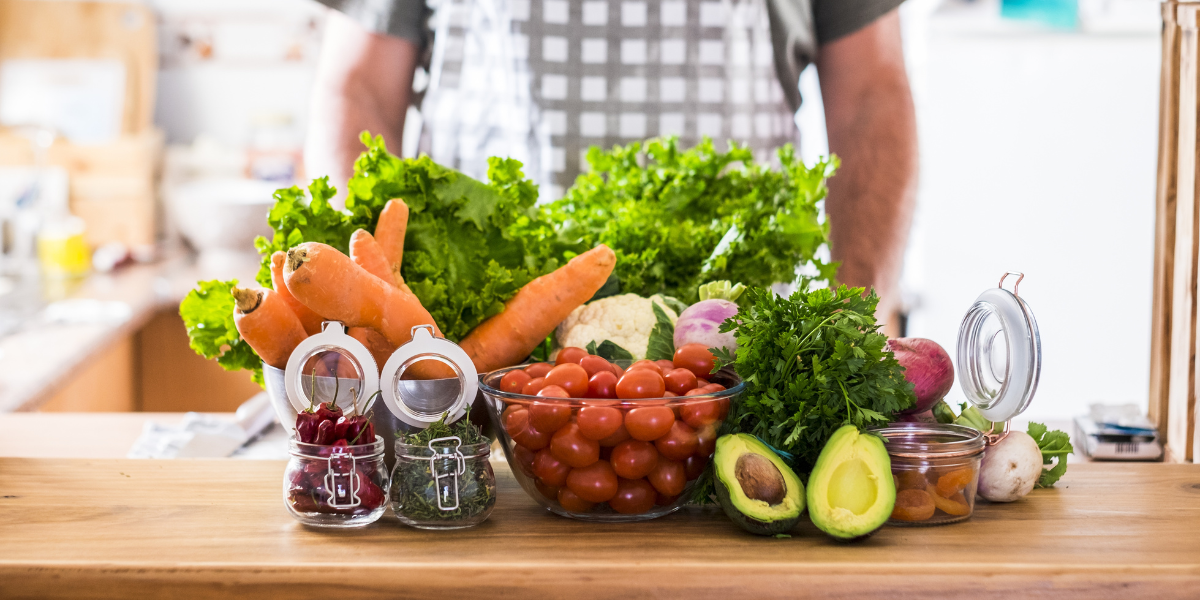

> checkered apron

[{"left": 417, "top": 0, "right": 799, "bottom": 199}]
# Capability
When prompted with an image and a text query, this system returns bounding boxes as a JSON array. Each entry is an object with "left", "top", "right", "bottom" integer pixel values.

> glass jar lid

[
  {"left": 379, "top": 325, "right": 479, "bottom": 429},
  {"left": 956, "top": 272, "right": 1042, "bottom": 423},
  {"left": 871, "top": 423, "right": 985, "bottom": 458},
  {"left": 284, "top": 321, "right": 380, "bottom": 416}
]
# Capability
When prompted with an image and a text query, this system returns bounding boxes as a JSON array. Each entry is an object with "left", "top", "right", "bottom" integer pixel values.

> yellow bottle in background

[{"left": 37, "top": 215, "right": 90, "bottom": 278}]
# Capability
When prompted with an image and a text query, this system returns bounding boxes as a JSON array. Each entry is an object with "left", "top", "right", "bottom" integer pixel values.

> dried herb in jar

[{"left": 391, "top": 414, "right": 496, "bottom": 525}]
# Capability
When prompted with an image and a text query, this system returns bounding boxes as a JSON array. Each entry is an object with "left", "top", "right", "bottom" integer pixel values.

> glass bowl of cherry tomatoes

[{"left": 480, "top": 344, "right": 742, "bottom": 522}]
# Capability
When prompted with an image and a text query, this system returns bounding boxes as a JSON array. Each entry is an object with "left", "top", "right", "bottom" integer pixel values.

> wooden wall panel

[{"left": 1151, "top": 2, "right": 1182, "bottom": 437}]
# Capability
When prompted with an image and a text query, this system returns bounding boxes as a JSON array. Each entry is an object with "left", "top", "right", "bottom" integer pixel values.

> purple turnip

[
  {"left": 674, "top": 299, "right": 739, "bottom": 354},
  {"left": 887, "top": 337, "right": 954, "bottom": 414}
]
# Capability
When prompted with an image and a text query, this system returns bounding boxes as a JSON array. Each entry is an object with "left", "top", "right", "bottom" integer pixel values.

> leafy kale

[
  {"left": 644, "top": 302, "right": 676, "bottom": 361},
  {"left": 1028, "top": 422, "right": 1073, "bottom": 488},
  {"left": 540, "top": 137, "right": 838, "bottom": 303},
  {"left": 178, "top": 279, "right": 264, "bottom": 386},
  {"left": 713, "top": 285, "right": 915, "bottom": 471},
  {"left": 585, "top": 340, "right": 634, "bottom": 361}
]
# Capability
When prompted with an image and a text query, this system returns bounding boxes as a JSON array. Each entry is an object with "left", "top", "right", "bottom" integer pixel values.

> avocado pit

[{"left": 734, "top": 453, "right": 786, "bottom": 505}]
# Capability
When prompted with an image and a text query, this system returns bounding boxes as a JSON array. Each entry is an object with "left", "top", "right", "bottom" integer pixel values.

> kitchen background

[{"left": 0, "top": 0, "right": 1161, "bottom": 425}]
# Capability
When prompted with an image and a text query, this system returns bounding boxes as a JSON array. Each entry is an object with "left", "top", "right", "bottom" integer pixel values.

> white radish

[{"left": 977, "top": 431, "right": 1044, "bottom": 502}]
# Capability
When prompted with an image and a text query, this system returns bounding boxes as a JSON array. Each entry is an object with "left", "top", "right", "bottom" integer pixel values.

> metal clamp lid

[
  {"left": 378, "top": 325, "right": 479, "bottom": 429},
  {"left": 284, "top": 321, "right": 380, "bottom": 416},
  {"left": 956, "top": 272, "right": 1042, "bottom": 426}
]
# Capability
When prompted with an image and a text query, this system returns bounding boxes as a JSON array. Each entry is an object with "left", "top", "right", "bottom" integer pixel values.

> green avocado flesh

[
  {"left": 806, "top": 425, "right": 895, "bottom": 540},
  {"left": 713, "top": 434, "right": 805, "bottom": 535}
]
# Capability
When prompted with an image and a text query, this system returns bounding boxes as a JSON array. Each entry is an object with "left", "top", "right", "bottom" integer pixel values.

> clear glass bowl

[
  {"left": 480, "top": 362, "right": 743, "bottom": 522},
  {"left": 871, "top": 423, "right": 985, "bottom": 526},
  {"left": 390, "top": 439, "right": 496, "bottom": 530},
  {"left": 283, "top": 436, "right": 389, "bottom": 527}
]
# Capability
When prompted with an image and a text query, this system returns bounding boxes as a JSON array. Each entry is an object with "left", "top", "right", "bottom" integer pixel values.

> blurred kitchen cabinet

[
  {"left": 0, "top": 0, "right": 162, "bottom": 247},
  {"left": 40, "top": 337, "right": 136, "bottom": 412},
  {"left": 135, "top": 308, "right": 261, "bottom": 413}
]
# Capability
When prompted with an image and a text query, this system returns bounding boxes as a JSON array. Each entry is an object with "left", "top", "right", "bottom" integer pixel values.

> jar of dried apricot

[{"left": 871, "top": 423, "right": 985, "bottom": 526}]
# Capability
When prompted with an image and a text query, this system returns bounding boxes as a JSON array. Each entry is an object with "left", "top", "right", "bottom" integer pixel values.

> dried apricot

[
  {"left": 932, "top": 491, "right": 971, "bottom": 517},
  {"left": 891, "top": 489, "right": 936, "bottom": 521},
  {"left": 894, "top": 469, "right": 928, "bottom": 491},
  {"left": 935, "top": 468, "right": 975, "bottom": 498}
]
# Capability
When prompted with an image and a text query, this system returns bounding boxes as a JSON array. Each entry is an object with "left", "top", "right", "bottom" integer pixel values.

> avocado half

[
  {"left": 713, "top": 434, "right": 806, "bottom": 535},
  {"left": 806, "top": 425, "right": 895, "bottom": 541}
]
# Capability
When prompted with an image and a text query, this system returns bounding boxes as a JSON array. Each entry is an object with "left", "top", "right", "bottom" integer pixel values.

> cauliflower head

[{"left": 556, "top": 294, "right": 678, "bottom": 359}]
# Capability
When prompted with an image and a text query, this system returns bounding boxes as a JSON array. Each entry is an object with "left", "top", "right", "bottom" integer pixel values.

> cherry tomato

[
  {"left": 681, "top": 398, "right": 721, "bottom": 428},
  {"left": 557, "top": 487, "right": 595, "bottom": 512},
  {"left": 512, "top": 421, "right": 551, "bottom": 451},
  {"left": 696, "top": 378, "right": 710, "bottom": 388},
  {"left": 673, "top": 344, "right": 716, "bottom": 379},
  {"left": 663, "top": 391, "right": 678, "bottom": 397},
  {"left": 655, "top": 420, "right": 698, "bottom": 461},
  {"left": 648, "top": 458, "right": 687, "bottom": 496},
  {"left": 684, "top": 455, "right": 707, "bottom": 480},
  {"left": 695, "top": 422, "right": 718, "bottom": 457},
  {"left": 597, "top": 421, "right": 631, "bottom": 447},
  {"left": 625, "top": 406, "right": 675, "bottom": 441},
  {"left": 565, "top": 460, "right": 619, "bottom": 503},
  {"left": 535, "top": 478, "right": 560, "bottom": 500},
  {"left": 500, "top": 369, "right": 532, "bottom": 394},
  {"left": 512, "top": 444, "right": 536, "bottom": 477},
  {"left": 616, "top": 369, "right": 666, "bottom": 399},
  {"left": 503, "top": 408, "right": 529, "bottom": 436},
  {"left": 545, "top": 363, "right": 589, "bottom": 398},
  {"left": 608, "top": 478, "right": 656, "bottom": 514},
  {"left": 555, "top": 347, "right": 588, "bottom": 366},
  {"left": 627, "top": 360, "right": 663, "bottom": 375},
  {"left": 524, "top": 362, "right": 553, "bottom": 378},
  {"left": 655, "top": 359, "right": 676, "bottom": 374},
  {"left": 533, "top": 448, "right": 572, "bottom": 487},
  {"left": 586, "top": 371, "right": 618, "bottom": 399},
  {"left": 701, "top": 383, "right": 726, "bottom": 393},
  {"left": 612, "top": 364, "right": 626, "bottom": 377},
  {"left": 683, "top": 388, "right": 709, "bottom": 397},
  {"left": 506, "top": 407, "right": 551, "bottom": 450},
  {"left": 529, "top": 398, "right": 572, "bottom": 432},
  {"left": 664, "top": 368, "right": 698, "bottom": 395},
  {"left": 610, "top": 439, "right": 659, "bottom": 479},
  {"left": 576, "top": 406, "right": 623, "bottom": 441},
  {"left": 550, "top": 422, "right": 600, "bottom": 468},
  {"left": 522, "top": 377, "right": 548, "bottom": 396},
  {"left": 656, "top": 491, "right": 681, "bottom": 506},
  {"left": 580, "top": 354, "right": 614, "bottom": 377}
]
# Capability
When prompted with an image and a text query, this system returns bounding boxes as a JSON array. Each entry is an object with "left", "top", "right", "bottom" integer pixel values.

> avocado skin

[
  {"left": 713, "top": 434, "right": 805, "bottom": 536},
  {"left": 806, "top": 425, "right": 895, "bottom": 541}
]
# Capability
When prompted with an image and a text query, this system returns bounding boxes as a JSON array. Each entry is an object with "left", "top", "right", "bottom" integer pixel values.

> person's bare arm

[
  {"left": 815, "top": 9, "right": 917, "bottom": 330},
  {"left": 305, "top": 9, "right": 420, "bottom": 193}
]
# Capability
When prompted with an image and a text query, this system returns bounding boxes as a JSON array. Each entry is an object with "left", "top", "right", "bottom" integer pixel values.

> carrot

[
  {"left": 373, "top": 199, "right": 409, "bottom": 278},
  {"left": 284, "top": 242, "right": 440, "bottom": 349},
  {"left": 232, "top": 286, "right": 308, "bottom": 370},
  {"left": 271, "top": 251, "right": 325, "bottom": 335},
  {"left": 348, "top": 229, "right": 396, "bottom": 287},
  {"left": 460, "top": 244, "right": 616, "bottom": 372}
]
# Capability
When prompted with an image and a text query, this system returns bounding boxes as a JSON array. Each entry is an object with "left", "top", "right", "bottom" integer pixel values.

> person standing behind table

[{"left": 305, "top": 0, "right": 917, "bottom": 328}]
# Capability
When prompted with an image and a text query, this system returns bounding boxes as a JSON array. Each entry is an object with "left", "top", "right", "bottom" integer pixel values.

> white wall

[{"left": 903, "top": 25, "right": 1160, "bottom": 421}]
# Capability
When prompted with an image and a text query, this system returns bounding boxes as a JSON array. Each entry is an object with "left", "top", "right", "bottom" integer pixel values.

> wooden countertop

[{"left": 0, "top": 458, "right": 1197, "bottom": 599}]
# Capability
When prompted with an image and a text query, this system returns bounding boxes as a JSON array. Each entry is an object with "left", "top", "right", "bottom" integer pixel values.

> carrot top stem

[{"left": 231, "top": 287, "right": 262, "bottom": 313}]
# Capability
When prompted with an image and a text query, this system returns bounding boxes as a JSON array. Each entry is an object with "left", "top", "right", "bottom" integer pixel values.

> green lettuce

[
  {"left": 179, "top": 279, "right": 264, "bottom": 386},
  {"left": 540, "top": 137, "right": 837, "bottom": 303}
]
